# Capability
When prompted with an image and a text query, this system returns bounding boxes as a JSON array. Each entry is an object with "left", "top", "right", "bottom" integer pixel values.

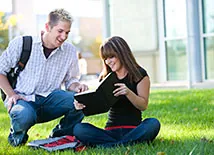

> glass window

[
  {"left": 164, "top": 0, "right": 187, "bottom": 81},
  {"left": 204, "top": 37, "right": 214, "bottom": 79},
  {"left": 165, "top": 40, "right": 187, "bottom": 80},
  {"left": 164, "top": 0, "right": 186, "bottom": 37},
  {"left": 202, "top": 0, "right": 214, "bottom": 33},
  {"left": 202, "top": 0, "right": 214, "bottom": 80}
]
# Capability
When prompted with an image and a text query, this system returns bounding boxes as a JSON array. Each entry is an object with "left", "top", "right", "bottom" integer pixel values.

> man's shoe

[
  {"left": 49, "top": 125, "right": 67, "bottom": 138},
  {"left": 49, "top": 129, "right": 65, "bottom": 138},
  {"left": 8, "top": 130, "right": 29, "bottom": 147}
]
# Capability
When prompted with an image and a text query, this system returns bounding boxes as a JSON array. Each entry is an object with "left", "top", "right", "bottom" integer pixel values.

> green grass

[{"left": 0, "top": 89, "right": 213, "bottom": 155}]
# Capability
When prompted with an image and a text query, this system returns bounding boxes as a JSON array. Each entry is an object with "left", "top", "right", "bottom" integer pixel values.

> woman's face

[{"left": 105, "top": 56, "right": 122, "bottom": 72}]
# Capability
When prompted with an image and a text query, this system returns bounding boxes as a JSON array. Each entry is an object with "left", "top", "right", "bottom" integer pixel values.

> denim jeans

[
  {"left": 8, "top": 90, "right": 84, "bottom": 144},
  {"left": 73, "top": 118, "right": 160, "bottom": 147}
]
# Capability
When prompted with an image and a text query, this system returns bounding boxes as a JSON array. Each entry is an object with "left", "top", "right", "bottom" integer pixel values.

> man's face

[{"left": 47, "top": 21, "right": 71, "bottom": 48}]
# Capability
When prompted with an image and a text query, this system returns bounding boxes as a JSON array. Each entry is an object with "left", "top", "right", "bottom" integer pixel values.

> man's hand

[
  {"left": 75, "top": 83, "right": 88, "bottom": 93},
  {"left": 7, "top": 94, "right": 28, "bottom": 113},
  {"left": 69, "top": 82, "right": 88, "bottom": 93}
]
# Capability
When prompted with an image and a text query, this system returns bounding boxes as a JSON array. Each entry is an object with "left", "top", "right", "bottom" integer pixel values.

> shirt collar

[{"left": 32, "top": 35, "right": 65, "bottom": 52}]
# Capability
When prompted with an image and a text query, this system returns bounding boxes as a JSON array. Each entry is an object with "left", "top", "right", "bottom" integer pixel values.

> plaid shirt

[{"left": 0, "top": 35, "right": 80, "bottom": 101}]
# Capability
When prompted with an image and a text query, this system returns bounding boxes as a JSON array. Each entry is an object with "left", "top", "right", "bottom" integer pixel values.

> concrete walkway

[{"left": 151, "top": 81, "right": 214, "bottom": 89}]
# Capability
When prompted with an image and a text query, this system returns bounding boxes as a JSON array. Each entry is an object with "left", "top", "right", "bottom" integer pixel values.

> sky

[
  {"left": 0, "top": 0, "right": 103, "bottom": 17},
  {"left": 0, "top": 0, "right": 12, "bottom": 12}
]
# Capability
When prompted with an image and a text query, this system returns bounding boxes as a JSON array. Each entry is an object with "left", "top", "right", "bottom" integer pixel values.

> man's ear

[{"left": 45, "top": 23, "right": 50, "bottom": 32}]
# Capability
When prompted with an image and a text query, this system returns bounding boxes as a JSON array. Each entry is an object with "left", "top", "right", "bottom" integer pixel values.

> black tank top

[{"left": 105, "top": 67, "right": 148, "bottom": 128}]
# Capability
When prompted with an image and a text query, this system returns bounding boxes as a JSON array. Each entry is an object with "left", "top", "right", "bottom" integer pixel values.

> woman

[{"left": 73, "top": 36, "right": 160, "bottom": 147}]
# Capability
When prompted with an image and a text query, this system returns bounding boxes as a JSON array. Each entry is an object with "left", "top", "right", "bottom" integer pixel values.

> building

[
  {"left": 2, "top": 0, "right": 214, "bottom": 88},
  {"left": 102, "top": 0, "right": 214, "bottom": 88}
]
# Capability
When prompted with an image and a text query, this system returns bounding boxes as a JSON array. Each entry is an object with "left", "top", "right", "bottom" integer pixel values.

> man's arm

[
  {"left": 0, "top": 74, "right": 26, "bottom": 112},
  {"left": 0, "top": 36, "right": 23, "bottom": 97},
  {"left": 0, "top": 74, "right": 16, "bottom": 98}
]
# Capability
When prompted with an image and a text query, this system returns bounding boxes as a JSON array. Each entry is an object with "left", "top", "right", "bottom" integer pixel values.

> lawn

[{"left": 0, "top": 89, "right": 213, "bottom": 155}]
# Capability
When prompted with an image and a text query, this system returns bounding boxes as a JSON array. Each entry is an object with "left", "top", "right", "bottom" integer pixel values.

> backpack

[{"left": 0, "top": 36, "right": 32, "bottom": 101}]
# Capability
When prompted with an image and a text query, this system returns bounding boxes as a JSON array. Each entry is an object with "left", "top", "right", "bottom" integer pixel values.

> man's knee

[{"left": 10, "top": 103, "right": 36, "bottom": 132}]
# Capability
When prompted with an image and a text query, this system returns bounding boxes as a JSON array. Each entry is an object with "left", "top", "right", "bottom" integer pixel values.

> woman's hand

[
  {"left": 74, "top": 100, "right": 86, "bottom": 110},
  {"left": 113, "top": 76, "right": 150, "bottom": 111},
  {"left": 113, "top": 83, "right": 130, "bottom": 96}
]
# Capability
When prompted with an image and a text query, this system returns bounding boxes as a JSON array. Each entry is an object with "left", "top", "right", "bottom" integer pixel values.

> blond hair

[{"left": 48, "top": 8, "right": 73, "bottom": 28}]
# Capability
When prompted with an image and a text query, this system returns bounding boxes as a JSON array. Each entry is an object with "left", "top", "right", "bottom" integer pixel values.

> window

[
  {"left": 165, "top": 40, "right": 187, "bottom": 80},
  {"left": 163, "top": 0, "right": 187, "bottom": 80},
  {"left": 202, "top": 0, "right": 214, "bottom": 80}
]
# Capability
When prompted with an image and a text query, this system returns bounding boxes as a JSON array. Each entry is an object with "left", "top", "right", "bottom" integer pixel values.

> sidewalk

[
  {"left": 151, "top": 81, "right": 214, "bottom": 89},
  {"left": 80, "top": 74, "right": 214, "bottom": 90}
]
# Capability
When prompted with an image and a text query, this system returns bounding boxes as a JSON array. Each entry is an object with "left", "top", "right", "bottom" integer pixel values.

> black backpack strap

[
  {"left": 0, "top": 36, "right": 32, "bottom": 101},
  {"left": 17, "top": 36, "right": 32, "bottom": 72}
]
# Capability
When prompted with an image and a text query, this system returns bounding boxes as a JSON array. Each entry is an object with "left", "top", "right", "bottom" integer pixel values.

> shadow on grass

[
  {"left": 147, "top": 136, "right": 214, "bottom": 155},
  {"left": 57, "top": 137, "right": 213, "bottom": 154},
  {"left": 1, "top": 136, "right": 213, "bottom": 155}
]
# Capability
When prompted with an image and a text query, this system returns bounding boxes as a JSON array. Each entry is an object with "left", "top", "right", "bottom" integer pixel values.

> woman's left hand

[{"left": 113, "top": 83, "right": 130, "bottom": 96}]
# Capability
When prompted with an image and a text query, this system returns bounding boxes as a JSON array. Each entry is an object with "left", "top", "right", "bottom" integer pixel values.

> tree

[
  {"left": 88, "top": 35, "right": 102, "bottom": 58},
  {"left": 0, "top": 11, "right": 18, "bottom": 52}
]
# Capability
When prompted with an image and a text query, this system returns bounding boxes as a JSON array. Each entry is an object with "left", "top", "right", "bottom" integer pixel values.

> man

[{"left": 0, "top": 8, "right": 88, "bottom": 147}]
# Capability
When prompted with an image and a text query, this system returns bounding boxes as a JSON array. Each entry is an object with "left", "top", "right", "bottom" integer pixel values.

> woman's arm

[{"left": 114, "top": 76, "right": 150, "bottom": 111}]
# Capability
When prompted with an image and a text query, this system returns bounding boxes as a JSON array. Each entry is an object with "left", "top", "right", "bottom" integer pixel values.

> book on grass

[
  {"left": 27, "top": 136, "right": 80, "bottom": 152},
  {"left": 74, "top": 72, "right": 119, "bottom": 116}
]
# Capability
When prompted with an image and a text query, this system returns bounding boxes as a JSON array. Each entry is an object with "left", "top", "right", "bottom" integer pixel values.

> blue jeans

[
  {"left": 73, "top": 118, "right": 160, "bottom": 147},
  {"left": 8, "top": 90, "right": 84, "bottom": 139}
]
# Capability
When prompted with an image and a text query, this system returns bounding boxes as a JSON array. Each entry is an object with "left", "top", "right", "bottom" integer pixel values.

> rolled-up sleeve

[{"left": 0, "top": 36, "right": 23, "bottom": 75}]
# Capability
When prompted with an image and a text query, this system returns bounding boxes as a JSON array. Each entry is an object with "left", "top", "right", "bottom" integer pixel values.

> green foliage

[
  {"left": 74, "top": 36, "right": 102, "bottom": 58},
  {"left": 0, "top": 29, "right": 9, "bottom": 50},
  {"left": 0, "top": 12, "right": 9, "bottom": 50},
  {"left": 0, "top": 11, "right": 18, "bottom": 52},
  {"left": 87, "top": 36, "right": 102, "bottom": 58},
  {"left": 0, "top": 12, "right": 9, "bottom": 51},
  {"left": 0, "top": 89, "right": 213, "bottom": 154}
]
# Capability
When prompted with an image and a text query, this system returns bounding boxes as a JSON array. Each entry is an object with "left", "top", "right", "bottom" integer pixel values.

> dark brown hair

[{"left": 99, "top": 36, "right": 143, "bottom": 82}]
